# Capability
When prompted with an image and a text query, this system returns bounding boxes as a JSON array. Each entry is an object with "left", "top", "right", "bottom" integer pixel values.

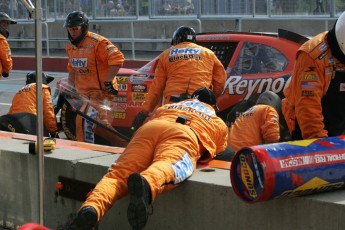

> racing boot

[{"left": 127, "top": 173, "right": 152, "bottom": 230}]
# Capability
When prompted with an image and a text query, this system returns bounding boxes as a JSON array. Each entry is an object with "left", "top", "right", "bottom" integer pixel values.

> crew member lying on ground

[
  {"left": 68, "top": 87, "right": 229, "bottom": 230},
  {"left": 228, "top": 91, "right": 281, "bottom": 153}
]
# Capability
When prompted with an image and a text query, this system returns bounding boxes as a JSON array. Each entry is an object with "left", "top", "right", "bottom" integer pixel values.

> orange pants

[{"left": 82, "top": 119, "right": 200, "bottom": 221}]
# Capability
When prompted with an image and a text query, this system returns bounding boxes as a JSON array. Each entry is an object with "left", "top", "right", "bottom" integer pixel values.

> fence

[{"left": 2, "top": 0, "right": 344, "bottom": 21}]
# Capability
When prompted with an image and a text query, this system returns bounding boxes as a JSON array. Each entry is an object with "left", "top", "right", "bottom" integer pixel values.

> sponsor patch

[
  {"left": 84, "top": 106, "right": 97, "bottom": 143},
  {"left": 172, "top": 152, "right": 194, "bottom": 184},
  {"left": 112, "top": 112, "right": 126, "bottom": 119},
  {"left": 129, "top": 74, "right": 150, "bottom": 84},
  {"left": 169, "top": 47, "right": 202, "bottom": 56},
  {"left": 132, "top": 84, "right": 147, "bottom": 92},
  {"left": 302, "top": 90, "right": 314, "bottom": 96},
  {"left": 113, "top": 96, "right": 127, "bottom": 103},
  {"left": 340, "top": 83, "right": 345, "bottom": 92},
  {"left": 112, "top": 103, "right": 127, "bottom": 112},
  {"left": 302, "top": 73, "right": 318, "bottom": 81},
  {"left": 116, "top": 76, "right": 128, "bottom": 83},
  {"left": 70, "top": 58, "right": 88, "bottom": 68},
  {"left": 318, "top": 51, "right": 328, "bottom": 60},
  {"left": 128, "top": 101, "right": 142, "bottom": 107},
  {"left": 319, "top": 43, "right": 327, "bottom": 51},
  {"left": 132, "top": 92, "right": 146, "bottom": 102},
  {"left": 118, "top": 84, "right": 128, "bottom": 91},
  {"left": 301, "top": 81, "right": 317, "bottom": 89}
]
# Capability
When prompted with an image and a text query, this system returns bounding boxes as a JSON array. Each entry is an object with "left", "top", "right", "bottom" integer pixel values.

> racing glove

[
  {"left": 104, "top": 81, "right": 118, "bottom": 95},
  {"left": 2, "top": 72, "right": 9, "bottom": 78},
  {"left": 68, "top": 206, "right": 98, "bottom": 230},
  {"left": 130, "top": 111, "right": 148, "bottom": 132}
]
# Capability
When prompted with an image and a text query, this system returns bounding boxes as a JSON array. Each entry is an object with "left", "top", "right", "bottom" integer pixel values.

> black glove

[
  {"left": 104, "top": 81, "right": 118, "bottom": 95},
  {"left": 130, "top": 111, "right": 148, "bottom": 132},
  {"left": 2, "top": 72, "right": 9, "bottom": 78},
  {"left": 68, "top": 206, "right": 98, "bottom": 230}
]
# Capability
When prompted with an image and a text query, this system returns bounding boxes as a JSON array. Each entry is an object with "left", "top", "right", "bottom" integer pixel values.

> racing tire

[{"left": 60, "top": 100, "right": 77, "bottom": 141}]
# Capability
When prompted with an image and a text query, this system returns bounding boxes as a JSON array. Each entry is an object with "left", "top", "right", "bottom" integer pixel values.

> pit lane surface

[{"left": 0, "top": 70, "right": 67, "bottom": 115}]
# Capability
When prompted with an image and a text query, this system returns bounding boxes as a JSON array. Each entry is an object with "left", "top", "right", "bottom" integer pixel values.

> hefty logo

[
  {"left": 70, "top": 58, "right": 88, "bottom": 68},
  {"left": 224, "top": 75, "right": 290, "bottom": 100},
  {"left": 169, "top": 48, "right": 201, "bottom": 55}
]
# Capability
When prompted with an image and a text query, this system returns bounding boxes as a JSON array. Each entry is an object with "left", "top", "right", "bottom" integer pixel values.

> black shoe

[
  {"left": 68, "top": 206, "right": 97, "bottom": 230},
  {"left": 127, "top": 173, "right": 152, "bottom": 230}
]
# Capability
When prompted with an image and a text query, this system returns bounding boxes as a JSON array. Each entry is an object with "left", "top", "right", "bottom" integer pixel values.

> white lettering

[
  {"left": 70, "top": 58, "right": 88, "bottom": 68},
  {"left": 225, "top": 75, "right": 289, "bottom": 99}
]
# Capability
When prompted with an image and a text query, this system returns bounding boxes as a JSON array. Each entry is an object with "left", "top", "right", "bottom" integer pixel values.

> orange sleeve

[
  {"left": 0, "top": 37, "right": 13, "bottom": 74},
  {"left": 141, "top": 55, "right": 167, "bottom": 113},
  {"left": 289, "top": 52, "right": 328, "bottom": 139},
  {"left": 214, "top": 117, "right": 229, "bottom": 154},
  {"left": 97, "top": 39, "right": 125, "bottom": 67},
  {"left": 42, "top": 86, "right": 58, "bottom": 134},
  {"left": 260, "top": 106, "right": 280, "bottom": 143}
]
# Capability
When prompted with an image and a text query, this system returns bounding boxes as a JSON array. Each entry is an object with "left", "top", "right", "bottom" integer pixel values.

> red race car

[{"left": 53, "top": 29, "right": 308, "bottom": 146}]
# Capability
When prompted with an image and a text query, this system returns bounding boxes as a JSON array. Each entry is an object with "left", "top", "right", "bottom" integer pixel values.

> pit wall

[{"left": 0, "top": 132, "right": 345, "bottom": 230}]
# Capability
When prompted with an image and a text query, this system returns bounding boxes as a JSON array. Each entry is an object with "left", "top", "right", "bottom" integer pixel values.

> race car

[{"left": 53, "top": 28, "right": 309, "bottom": 145}]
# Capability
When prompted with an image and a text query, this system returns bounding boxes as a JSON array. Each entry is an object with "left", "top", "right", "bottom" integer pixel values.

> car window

[
  {"left": 232, "top": 42, "right": 288, "bottom": 75},
  {"left": 197, "top": 42, "right": 237, "bottom": 69}
]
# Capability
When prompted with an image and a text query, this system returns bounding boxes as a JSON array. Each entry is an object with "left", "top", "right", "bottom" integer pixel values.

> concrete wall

[{"left": 1, "top": 132, "right": 345, "bottom": 230}]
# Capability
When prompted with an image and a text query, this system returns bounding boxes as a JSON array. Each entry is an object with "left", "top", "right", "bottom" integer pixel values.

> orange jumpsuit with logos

[
  {"left": 228, "top": 104, "right": 280, "bottom": 152},
  {"left": 8, "top": 83, "right": 57, "bottom": 136},
  {"left": 282, "top": 31, "right": 345, "bottom": 140},
  {"left": 141, "top": 41, "right": 227, "bottom": 114},
  {"left": 81, "top": 99, "right": 228, "bottom": 222},
  {"left": 0, "top": 33, "right": 13, "bottom": 78},
  {"left": 65, "top": 31, "right": 125, "bottom": 143}
]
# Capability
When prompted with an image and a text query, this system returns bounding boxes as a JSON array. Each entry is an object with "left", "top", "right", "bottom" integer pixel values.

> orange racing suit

[
  {"left": 141, "top": 41, "right": 227, "bottom": 114},
  {"left": 228, "top": 104, "right": 280, "bottom": 152},
  {"left": 81, "top": 99, "right": 228, "bottom": 222},
  {"left": 8, "top": 83, "right": 57, "bottom": 136},
  {"left": 65, "top": 31, "right": 124, "bottom": 143},
  {"left": 282, "top": 31, "right": 345, "bottom": 140},
  {"left": 0, "top": 33, "right": 13, "bottom": 78}
]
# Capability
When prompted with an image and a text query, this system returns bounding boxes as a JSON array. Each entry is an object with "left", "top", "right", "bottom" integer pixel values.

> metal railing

[
  {"left": 5, "top": 0, "right": 343, "bottom": 58},
  {"left": 3, "top": 0, "right": 344, "bottom": 21}
]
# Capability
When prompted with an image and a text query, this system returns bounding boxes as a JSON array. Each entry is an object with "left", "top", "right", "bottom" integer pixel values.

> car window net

[
  {"left": 232, "top": 42, "right": 288, "bottom": 75},
  {"left": 197, "top": 42, "right": 237, "bottom": 69}
]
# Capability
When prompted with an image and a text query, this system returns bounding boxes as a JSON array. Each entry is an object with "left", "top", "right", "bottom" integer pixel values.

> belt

[
  {"left": 175, "top": 115, "right": 199, "bottom": 142},
  {"left": 175, "top": 117, "right": 206, "bottom": 157},
  {"left": 168, "top": 94, "right": 191, "bottom": 103}
]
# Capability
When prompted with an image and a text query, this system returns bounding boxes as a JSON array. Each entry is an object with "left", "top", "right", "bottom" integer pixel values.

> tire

[{"left": 60, "top": 100, "right": 77, "bottom": 141}]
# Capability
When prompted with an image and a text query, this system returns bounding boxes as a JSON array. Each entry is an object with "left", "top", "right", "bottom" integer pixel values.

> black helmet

[
  {"left": 64, "top": 11, "right": 88, "bottom": 28},
  {"left": 256, "top": 91, "right": 281, "bottom": 113},
  {"left": 191, "top": 87, "right": 218, "bottom": 111},
  {"left": 26, "top": 72, "right": 55, "bottom": 85},
  {"left": 64, "top": 11, "right": 89, "bottom": 46},
  {"left": 0, "top": 12, "right": 17, "bottom": 24},
  {"left": 171, "top": 26, "right": 196, "bottom": 45}
]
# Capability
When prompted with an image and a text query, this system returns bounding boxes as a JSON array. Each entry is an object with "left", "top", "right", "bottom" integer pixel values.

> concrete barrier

[{"left": 1, "top": 132, "right": 345, "bottom": 230}]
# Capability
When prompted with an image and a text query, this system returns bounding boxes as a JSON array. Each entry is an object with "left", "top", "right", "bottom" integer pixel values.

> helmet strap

[{"left": 0, "top": 27, "right": 9, "bottom": 38}]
